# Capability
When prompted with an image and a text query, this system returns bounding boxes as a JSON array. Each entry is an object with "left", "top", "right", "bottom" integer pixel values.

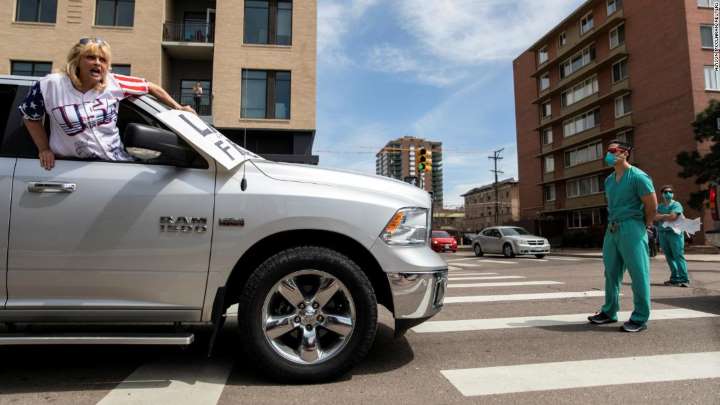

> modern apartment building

[
  {"left": 462, "top": 178, "right": 520, "bottom": 232},
  {"left": 0, "top": 0, "right": 317, "bottom": 164},
  {"left": 375, "top": 136, "right": 444, "bottom": 207},
  {"left": 513, "top": 0, "right": 716, "bottom": 244}
]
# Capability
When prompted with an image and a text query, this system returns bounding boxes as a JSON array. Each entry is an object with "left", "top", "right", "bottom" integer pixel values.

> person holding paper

[
  {"left": 655, "top": 185, "right": 690, "bottom": 287},
  {"left": 19, "top": 37, "right": 194, "bottom": 170}
]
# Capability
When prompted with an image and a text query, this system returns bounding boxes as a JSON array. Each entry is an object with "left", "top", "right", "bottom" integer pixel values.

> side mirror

[{"left": 123, "top": 123, "right": 195, "bottom": 166}]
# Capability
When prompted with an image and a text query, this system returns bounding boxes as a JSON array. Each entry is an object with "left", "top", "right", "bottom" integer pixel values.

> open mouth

[{"left": 89, "top": 67, "right": 102, "bottom": 78}]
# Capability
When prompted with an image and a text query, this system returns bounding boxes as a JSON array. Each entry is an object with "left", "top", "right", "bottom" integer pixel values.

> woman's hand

[
  {"left": 38, "top": 149, "right": 55, "bottom": 170},
  {"left": 180, "top": 105, "right": 197, "bottom": 114}
]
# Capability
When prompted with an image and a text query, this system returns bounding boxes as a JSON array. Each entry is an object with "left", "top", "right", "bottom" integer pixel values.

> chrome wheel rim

[{"left": 261, "top": 269, "right": 356, "bottom": 365}]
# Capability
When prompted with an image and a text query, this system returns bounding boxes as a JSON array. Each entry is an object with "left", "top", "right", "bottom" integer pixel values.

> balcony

[
  {"left": 162, "top": 22, "right": 214, "bottom": 60},
  {"left": 537, "top": 113, "right": 634, "bottom": 158}
]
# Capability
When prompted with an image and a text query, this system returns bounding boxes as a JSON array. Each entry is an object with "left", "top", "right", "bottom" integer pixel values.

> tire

[
  {"left": 237, "top": 246, "right": 378, "bottom": 383},
  {"left": 473, "top": 244, "right": 484, "bottom": 257},
  {"left": 503, "top": 243, "right": 515, "bottom": 258},
  {"left": 535, "top": 254, "right": 546, "bottom": 259}
]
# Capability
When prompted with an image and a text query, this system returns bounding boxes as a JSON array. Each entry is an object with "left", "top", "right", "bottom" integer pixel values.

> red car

[{"left": 431, "top": 230, "right": 457, "bottom": 253}]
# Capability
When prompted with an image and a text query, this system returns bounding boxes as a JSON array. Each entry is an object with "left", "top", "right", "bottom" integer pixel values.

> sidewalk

[{"left": 457, "top": 245, "right": 719, "bottom": 262}]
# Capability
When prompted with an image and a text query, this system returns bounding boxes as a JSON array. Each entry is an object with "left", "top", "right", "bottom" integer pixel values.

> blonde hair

[{"left": 64, "top": 40, "right": 112, "bottom": 91}]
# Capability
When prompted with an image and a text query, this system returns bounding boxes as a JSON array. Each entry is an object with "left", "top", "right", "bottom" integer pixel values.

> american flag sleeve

[
  {"left": 112, "top": 73, "right": 150, "bottom": 98},
  {"left": 18, "top": 81, "right": 45, "bottom": 121}
]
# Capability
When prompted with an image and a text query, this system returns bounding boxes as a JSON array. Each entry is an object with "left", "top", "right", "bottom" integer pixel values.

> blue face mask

[
  {"left": 663, "top": 192, "right": 673, "bottom": 200},
  {"left": 604, "top": 152, "right": 617, "bottom": 166}
]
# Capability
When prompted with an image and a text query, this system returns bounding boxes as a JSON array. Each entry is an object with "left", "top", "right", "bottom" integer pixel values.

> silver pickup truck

[{"left": 0, "top": 75, "right": 447, "bottom": 382}]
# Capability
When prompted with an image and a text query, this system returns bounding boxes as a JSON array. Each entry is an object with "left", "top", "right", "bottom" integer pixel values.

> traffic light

[{"left": 417, "top": 148, "right": 428, "bottom": 172}]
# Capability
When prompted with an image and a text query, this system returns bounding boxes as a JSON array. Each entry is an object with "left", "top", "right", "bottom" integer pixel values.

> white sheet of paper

[
  {"left": 662, "top": 216, "right": 702, "bottom": 236},
  {"left": 155, "top": 110, "right": 247, "bottom": 170}
]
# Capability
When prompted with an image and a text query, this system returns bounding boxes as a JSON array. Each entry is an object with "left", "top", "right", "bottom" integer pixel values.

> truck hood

[{"left": 252, "top": 160, "right": 432, "bottom": 208}]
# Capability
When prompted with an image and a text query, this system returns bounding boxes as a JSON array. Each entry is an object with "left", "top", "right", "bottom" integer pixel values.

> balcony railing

[
  {"left": 172, "top": 94, "right": 212, "bottom": 116},
  {"left": 163, "top": 22, "right": 215, "bottom": 43}
]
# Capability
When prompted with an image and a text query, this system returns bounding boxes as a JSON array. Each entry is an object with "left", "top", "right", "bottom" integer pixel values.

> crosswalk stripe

[
  {"left": 441, "top": 351, "right": 720, "bottom": 397},
  {"left": 449, "top": 276, "right": 526, "bottom": 281},
  {"left": 547, "top": 257, "right": 582, "bottom": 261},
  {"left": 448, "top": 272, "right": 498, "bottom": 276},
  {"left": 412, "top": 308, "right": 718, "bottom": 333},
  {"left": 448, "top": 266, "right": 462, "bottom": 271},
  {"left": 475, "top": 259, "right": 518, "bottom": 265},
  {"left": 97, "top": 358, "right": 233, "bottom": 405},
  {"left": 443, "top": 291, "right": 608, "bottom": 304},
  {"left": 451, "top": 262, "right": 483, "bottom": 268},
  {"left": 448, "top": 281, "right": 563, "bottom": 289},
  {"left": 446, "top": 257, "right": 478, "bottom": 263}
]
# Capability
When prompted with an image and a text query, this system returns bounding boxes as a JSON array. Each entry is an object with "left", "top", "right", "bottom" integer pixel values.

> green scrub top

[
  {"left": 657, "top": 200, "right": 683, "bottom": 232},
  {"left": 605, "top": 166, "right": 655, "bottom": 223}
]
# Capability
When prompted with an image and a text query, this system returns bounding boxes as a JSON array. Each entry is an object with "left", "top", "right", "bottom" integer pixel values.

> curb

[{"left": 456, "top": 246, "right": 718, "bottom": 262}]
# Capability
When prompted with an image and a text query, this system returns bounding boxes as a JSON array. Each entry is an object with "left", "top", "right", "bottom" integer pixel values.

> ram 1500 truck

[{"left": 0, "top": 75, "right": 447, "bottom": 382}]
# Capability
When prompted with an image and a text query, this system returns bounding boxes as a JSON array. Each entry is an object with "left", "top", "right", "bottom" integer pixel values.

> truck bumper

[{"left": 387, "top": 270, "right": 447, "bottom": 336}]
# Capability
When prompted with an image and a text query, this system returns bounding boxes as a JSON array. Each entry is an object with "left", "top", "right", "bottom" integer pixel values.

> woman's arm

[
  {"left": 23, "top": 119, "right": 55, "bottom": 170},
  {"left": 147, "top": 82, "right": 196, "bottom": 113}
]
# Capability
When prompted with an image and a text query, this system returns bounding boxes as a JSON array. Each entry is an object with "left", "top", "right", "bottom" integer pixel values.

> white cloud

[
  {"left": 318, "top": 0, "right": 379, "bottom": 66},
  {"left": 365, "top": 44, "right": 466, "bottom": 87},
  {"left": 395, "top": 0, "right": 585, "bottom": 65}
]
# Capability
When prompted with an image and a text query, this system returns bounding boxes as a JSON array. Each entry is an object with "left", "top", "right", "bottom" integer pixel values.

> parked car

[
  {"left": 472, "top": 226, "right": 550, "bottom": 258},
  {"left": 0, "top": 75, "right": 448, "bottom": 383},
  {"left": 431, "top": 230, "right": 457, "bottom": 253}
]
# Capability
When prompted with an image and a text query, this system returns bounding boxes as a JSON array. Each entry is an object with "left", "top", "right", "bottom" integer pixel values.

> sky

[{"left": 314, "top": 0, "right": 586, "bottom": 208}]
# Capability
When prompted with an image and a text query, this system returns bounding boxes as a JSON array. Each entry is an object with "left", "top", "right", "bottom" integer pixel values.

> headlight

[{"left": 380, "top": 207, "right": 428, "bottom": 246}]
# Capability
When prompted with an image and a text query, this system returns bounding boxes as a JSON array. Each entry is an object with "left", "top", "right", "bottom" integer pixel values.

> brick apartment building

[
  {"left": 0, "top": 0, "right": 317, "bottom": 164},
  {"left": 462, "top": 178, "right": 520, "bottom": 232},
  {"left": 513, "top": 0, "right": 717, "bottom": 245},
  {"left": 375, "top": 136, "right": 444, "bottom": 208}
]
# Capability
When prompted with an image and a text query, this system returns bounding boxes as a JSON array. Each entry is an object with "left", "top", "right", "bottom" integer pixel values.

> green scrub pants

[
  {"left": 659, "top": 230, "right": 689, "bottom": 283},
  {"left": 601, "top": 219, "right": 651, "bottom": 324}
]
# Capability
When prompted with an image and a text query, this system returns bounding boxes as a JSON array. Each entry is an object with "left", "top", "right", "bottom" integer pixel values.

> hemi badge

[{"left": 219, "top": 218, "right": 245, "bottom": 227}]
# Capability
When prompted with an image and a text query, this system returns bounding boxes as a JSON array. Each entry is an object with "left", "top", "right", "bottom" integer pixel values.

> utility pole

[{"left": 489, "top": 148, "right": 504, "bottom": 226}]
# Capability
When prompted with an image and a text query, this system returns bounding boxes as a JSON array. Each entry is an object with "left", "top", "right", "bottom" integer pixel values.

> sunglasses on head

[
  {"left": 79, "top": 37, "right": 107, "bottom": 45},
  {"left": 607, "top": 146, "right": 628, "bottom": 154}
]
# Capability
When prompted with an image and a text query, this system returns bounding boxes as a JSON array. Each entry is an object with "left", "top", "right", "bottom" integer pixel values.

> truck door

[{"left": 6, "top": 101, "right": 216, "bottom": 321}]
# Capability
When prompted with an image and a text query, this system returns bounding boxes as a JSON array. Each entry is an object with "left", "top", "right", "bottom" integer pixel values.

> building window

[
  {"left": 544, "top": 185, "right": 556, "bottom": 202},
  {"left": 612, "top": 59, "right": 628, "bottom": 82},
  {"left": 705, "top": 66, "right": 720, "bottom": 90},
  {"left": 564, "top": 142, "right": 603, "bottom": 167},
  {"left": 541, "top": 101, "right": 552, "bottom": 119},
  {"left": 560, "top": 45, "right": 595, "bottom": 79},
  {"left": 561, "top": 76, "right": 598, "bottom": 107},
  {"left": 566, "top": 176, "right": 602, "bottom": 198},
  {"left": 181, "top": 80, "right": 212, "bottom": 115},
  {"left": 16, "top": 0, "right": 57, "bottom": 23},
  {"left": 542, "top": 127, "right": 553, "bottom": 145},
  {"left": 616, "top": 130, "right": 634, "bottom": 146},
  {"left": 95, "top": 0, "right": 134, "bottom": 27},
  {"left": 559, "top": 32, "right": 567, "bottom": 48},
  {"left": 11, "top": 61, "right": 51, "bottom": 77},
  {"left": 698, "top": 0, "right": 714, "bottom": 7},
  {"left": 544, "top": 155, "right": 555, "bottom": 173},
  {"left": 580, "top": 12, "right": 594, "bottom": 35},
  {"left": 609, "top": 24, "right": 625, "bottom": 48},
  {"left": 701, "top": 25, "right": 716, "bottom": 49},
  {"left": 607, "top": 0, "right": 622, "bottom": 15},
  {"left": 538, "top": 46, "right": 549, "bottom": 65},
  {"left": 244, "top": 0, "right": 293, "bottom": 45},
  {"left": 111, "top": 64, "right": 131, "bottom": 75},
  {"left": 241, "top": 69, "right": 291, "bottom": 119},
  {"left": 614, "top": 93, "right": 632, "bottom": 117},
  {"left": 563, "top": 108, "right": 599, "bottom": 137},
  {"left": 539, "top": 73, "right": 550, "bottom": 91}
]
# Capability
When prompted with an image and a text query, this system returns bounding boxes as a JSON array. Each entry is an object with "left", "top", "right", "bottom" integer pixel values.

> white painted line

[
  {"left": 446, "top": 257, "right": 478, "bottom": 262},
  {"left": 443, "top": 290, "right": 608, "bottom": 304},
  {"left": 451, "top": 262, "right": 484, "bottom": 268},
  {"left": 449, "top": 276, "right": 526, "bottom": 281},
  {"left": 476, "top": 259, "right": 518, "bottom": 265},
  {"left": 448, "top": 272, "right": 498, "bottom": 277},
  {"left": 448, "top": 266, "right": 462, "bottom": 271},
  {"left": 546, "top": 256, "right": 582, "bottom": 261},
  {"left": 448, "top": 281, "right": 563, "bottom": 289},
  {"left": 97, "top": 358, "right": 233, "bottom": 405},
  {"left": 413, "top": 308, "right": 718, "bottom": 333},
  {"left": 441, "top": 351, "right": 720, "bottom": 397}
]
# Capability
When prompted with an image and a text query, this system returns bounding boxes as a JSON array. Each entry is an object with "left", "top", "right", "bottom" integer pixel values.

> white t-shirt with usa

[{"left": 19, "top": 72, "right": 149, "bottom": 161}]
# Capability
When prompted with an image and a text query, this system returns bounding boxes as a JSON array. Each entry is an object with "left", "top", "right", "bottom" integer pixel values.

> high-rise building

[
  {"left": 0, "top": 0, "right": 317, "bottom": 164},
  {"left": 513, "top": 0, "right": 715, "bottom": 244},
  {"left": 375, "top": 136, "right": 443, "bottom": 207}
]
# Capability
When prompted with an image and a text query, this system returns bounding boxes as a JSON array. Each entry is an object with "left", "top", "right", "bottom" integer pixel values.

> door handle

[{"left": 27, "top": 182, "right": 77, "bottom": 193}]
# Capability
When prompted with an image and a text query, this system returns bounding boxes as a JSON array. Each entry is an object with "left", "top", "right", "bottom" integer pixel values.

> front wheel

[
  {"left": 473, "top": 244, "right": 484, "bottom": 257},
  {"left": 503, "top": 243, "right": 515, "bottom": 258},
  {"left": 237, "top": 246, "right": 378, "bottom": 383}
]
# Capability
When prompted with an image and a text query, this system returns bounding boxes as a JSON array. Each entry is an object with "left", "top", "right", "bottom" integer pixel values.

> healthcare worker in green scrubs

[
  {"left": 588, "top": 140, "right": 657, "bottom": 332},
  {"left": 655, "top": 185, "right": 689, "bottom": 287}
]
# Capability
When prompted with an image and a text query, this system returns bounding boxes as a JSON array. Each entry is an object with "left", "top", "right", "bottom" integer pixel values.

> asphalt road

[{"left": 1, "top": 253, "right": 718, "bottom": 405}]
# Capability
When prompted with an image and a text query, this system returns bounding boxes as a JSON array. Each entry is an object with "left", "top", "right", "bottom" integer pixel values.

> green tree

[{"left": 676, "top": 100, "right": 720, "bottom": 210}]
